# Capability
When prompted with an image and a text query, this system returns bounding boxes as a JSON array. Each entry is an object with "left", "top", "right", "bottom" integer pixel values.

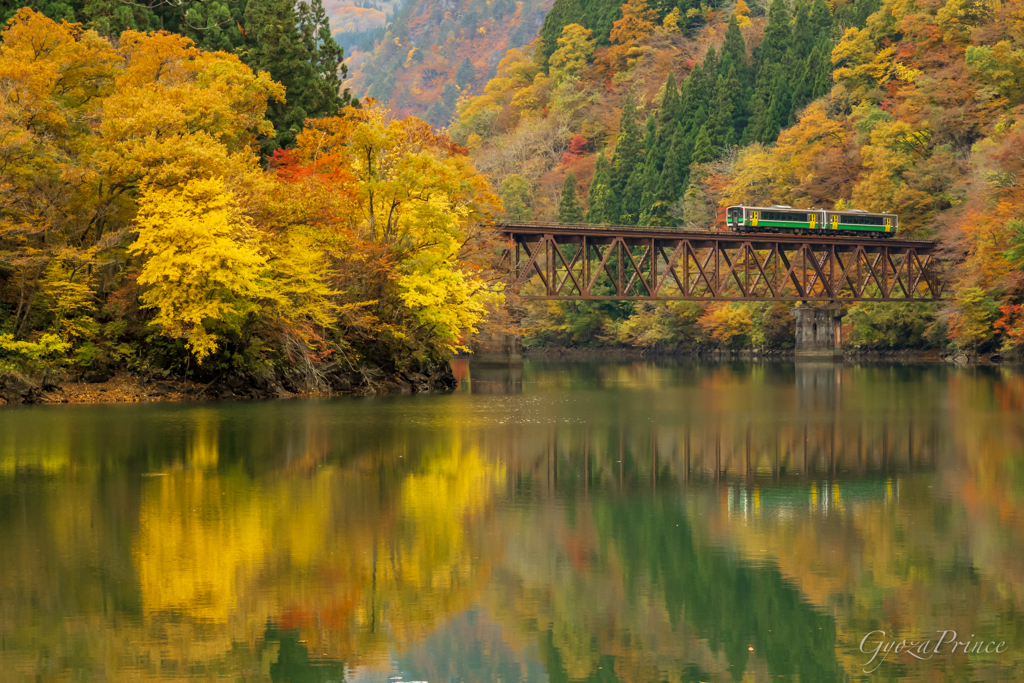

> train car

[{"left": 725, "top": 205, "right": 898, "bottom": 237}]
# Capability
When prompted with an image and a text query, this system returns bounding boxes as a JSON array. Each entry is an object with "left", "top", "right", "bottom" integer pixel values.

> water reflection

[
  {"left": 463, "top": 360, "right": 524, "bottom": 394},
  {"left": 1, "top": 360, "right": 1023, "bottom": 682}
]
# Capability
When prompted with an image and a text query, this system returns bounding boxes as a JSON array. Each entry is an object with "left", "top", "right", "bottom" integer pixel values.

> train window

[
  {"left": 839, "top": 214, "right": 885, "bottom": 226},
  {"left": 764, "top": 211, "right": 805, "bottom": 222}
]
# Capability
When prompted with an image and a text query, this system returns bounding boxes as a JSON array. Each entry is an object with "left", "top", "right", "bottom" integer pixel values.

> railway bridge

[{"left": 478, "top": 222, "right": 949, "bottom": 362}]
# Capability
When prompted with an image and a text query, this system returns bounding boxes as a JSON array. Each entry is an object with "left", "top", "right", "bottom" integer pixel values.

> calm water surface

[{"left": 1, "top": 360, "right": 1023, "bottom": 682}]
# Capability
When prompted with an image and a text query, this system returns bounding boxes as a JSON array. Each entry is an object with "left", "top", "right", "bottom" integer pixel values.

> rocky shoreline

[{"left": 0, "top": 363, "right": 458, "bottom": 406}]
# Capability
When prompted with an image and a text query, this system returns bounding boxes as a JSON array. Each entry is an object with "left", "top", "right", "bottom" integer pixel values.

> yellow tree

[
  {"left": 289, "top": 109, "right": 503, "bottom": 354},
  {"left": 130, "top": 178, "right": 268, "bottom": 362},
  {"left": 549, "top": 24, "right": 596, "bottom": 84},
  {"left": 607, "top": 0, "right": 658, "bottom": 69},
  {"left": 0, "top": 10, "right": 283, "bottom": 345}
]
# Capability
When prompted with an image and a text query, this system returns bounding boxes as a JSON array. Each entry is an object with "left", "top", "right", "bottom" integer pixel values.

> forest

[
  {"left": 3, "top": 0, "right": 1024, "bottom": 402},
  {"left": 0, "top": 7, "right": 502, "bottom": 400},
  {"left": 451, "top": 0, "right": 1024, "bottom": 355}
]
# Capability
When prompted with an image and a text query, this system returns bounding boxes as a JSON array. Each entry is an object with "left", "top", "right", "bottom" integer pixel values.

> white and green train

[{"left": 725, "top": 205, "right": 898, "bottom": 237}]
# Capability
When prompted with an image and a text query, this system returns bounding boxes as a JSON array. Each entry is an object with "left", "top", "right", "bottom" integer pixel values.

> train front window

[{"left": 728, "top": 208, "right": 743, "bottom": 224}]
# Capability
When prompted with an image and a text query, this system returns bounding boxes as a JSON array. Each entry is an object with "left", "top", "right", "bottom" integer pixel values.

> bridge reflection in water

[{"left": 455, "top": 360, "right": 939, "bottom": 493}]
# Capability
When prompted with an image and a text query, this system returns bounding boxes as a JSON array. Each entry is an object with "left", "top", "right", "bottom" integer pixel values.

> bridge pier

[
  {"left": 792, "top": 306, "right": 847, "bottom": 359},
  {"left": 470, "top": 329, "right": 523, "bottom": 366}
]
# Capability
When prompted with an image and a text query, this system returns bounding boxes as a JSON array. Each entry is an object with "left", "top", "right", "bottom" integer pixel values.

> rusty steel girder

[{"left": 499, "top": 223, "right": 947, "bottom": 302}]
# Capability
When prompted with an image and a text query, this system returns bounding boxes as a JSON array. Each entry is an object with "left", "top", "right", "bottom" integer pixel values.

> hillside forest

[
  {"left": 0, "top": 7, "right": 502, "bottom": 398},
  {"left": 3, "top": 0, "right": 1024, "bottom": 400},
  {"left": 451, "top": 0, "right": 1024, "bottom": 355},
  {"left": 335, "top": 0, "right": 557, "bottom": 126}
]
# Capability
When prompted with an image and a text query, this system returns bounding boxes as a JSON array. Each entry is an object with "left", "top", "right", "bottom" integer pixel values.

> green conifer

[
  {"left": 641, "top": 123, "right": 686, "bottom": 226},
  {"left": 620, "top": 166, "right": 646, "bottom": 225},
  {"left": 790, "top": 0, "right": 814, "bottom": 61},
  {"left": 587, "top": 151, "right": 615, "bottom": 224},
  {"left": 558, "top": 171, "right": 584, "bottom": 223},
  {"left": 638, "top": 140, "right": 663, "bottom": 223},
  {"left": 242, "top": 0, "right": 354, "bottom": 155},
  {"left": 762, "top": 69, "right": 794, "bottom": 140},
  {"left": 501, "top": 175, "right": 534, "bottom": 221},
  {"left": 456, "top": 57, "right": 476, "bottom": 87},
  {"left": 804, "top": 42, "right": 833, "bottom": 101},
  {"left": 757, "top": 0, "right": 792, "bottom": 69},
  {"left": 742, "top": 90, "right": 768, "bottom": 144},
  {"left": 610, "top": 95, "right": 644, "bottom": 221},
  {"left": 659, "top": 73, "right": 680, "bottom": 128},
  {"left": 702, "top": 45, "right": 720, "bottom": 83},
  {"left": 690, "top": 124, "right": 715, "bottom": 164},
  {"left": 705, "top": 75, "right": 729, "bottom": 149},
  {"left": 721, "top": 15, "right": 748, "bottom": 78},
  {"left": 538, "top": 0, "right": 586, "bottom": 65}
]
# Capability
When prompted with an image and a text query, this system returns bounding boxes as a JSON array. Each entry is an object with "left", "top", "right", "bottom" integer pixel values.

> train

[{"left": 725, "top": 205, "right": 898, "bottom": 237}]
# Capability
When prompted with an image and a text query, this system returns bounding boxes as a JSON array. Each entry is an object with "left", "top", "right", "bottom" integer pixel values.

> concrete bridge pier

[
  {"left": 470, "top": 330, "right": 523, "bottom": 366},
  {"left": 792, "top": 306, "right": 847, "bottom": 359}
]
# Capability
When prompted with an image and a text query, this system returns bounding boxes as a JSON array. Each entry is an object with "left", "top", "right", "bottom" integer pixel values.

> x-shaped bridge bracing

[{"left": 500, "top": 223, "right": 947, "bottom": 302}]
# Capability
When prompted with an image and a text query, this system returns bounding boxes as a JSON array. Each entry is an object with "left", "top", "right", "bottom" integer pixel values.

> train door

[
  {"left": 751, "top": 210, "right": 759, "bottom": 227},
  {"left": 831, "top": 214, "right": 839, "bottom": 230},
  {"left": 885, "top": 217, "right": 892, "bottom": 232},
  {"left": 808, "top": 213, "right": 817, "bottom": 229},
  {"left": 728, "top": 207, "right": 743, "bottom": 228}
]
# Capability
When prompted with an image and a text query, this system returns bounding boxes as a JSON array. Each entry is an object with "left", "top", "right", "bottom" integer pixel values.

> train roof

[{"left": 726, "top": 204, "right": 897, "bottom": 217}]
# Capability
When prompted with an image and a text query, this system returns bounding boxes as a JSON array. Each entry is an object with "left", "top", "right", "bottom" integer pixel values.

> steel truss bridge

[{"left": 498, "top": 222, "right": 947, "bottom": 302}]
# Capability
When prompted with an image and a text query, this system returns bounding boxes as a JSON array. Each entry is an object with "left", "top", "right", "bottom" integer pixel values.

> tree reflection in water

[{"left": 0, "top": 360, "right": 1022, "bottom": 681}]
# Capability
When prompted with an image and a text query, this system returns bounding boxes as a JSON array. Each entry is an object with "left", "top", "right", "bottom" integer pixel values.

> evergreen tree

[
  {"left": 621, "top": 116, "right": 656, "bottom": 223},
  {"left": 757, "top": 0, "right": 792, "bottom": 70},
  {"left": 720, "top": 15, "right": 748, "bottom": 80},
  {"left": 659, "top": 73, "right": 680, "bottom": 128},
  {"left": 501, "top": 175, "right": 534, "bottom": 221},
  {"left": 762, "top": 69, "right": 794, "bottom": 140},
  {"left": 790, "top": 0, "right": 814, "bottom": 61},
  {"left": 691, "top": 124, "right": 715, "bottom": 164},
  {"left": 299, "top": 0, "right": 353, "bottom": 104},
  {"left": 79, "top": 0, "right": 157, "bottom": 36},
  {"left": 587, "top": 151, "right": 616, "bottom": 224},
  {"left": 742, "top": 91, "right": 768, "bottom": 145},
  {"left": 620, "top": 165, "right": 646, "bottom": 224},
  {"left": 558, "top": 172, "right": 584, "bottom": 223},
  {"left": 744, "top": 0, "right": 794, "bottom": 146},
  {"left": 456, "top": 57, "right": 476, "bottom": 87},
  {"left": 643, "top": 123, "right": 686, "bottom": 225},
  {"left": 677, "top": 52, "right": 715, "bottom": 140},
  {"left": 673, "top": 123, "right": 692, "bottom": 190},
  {"left": 638, "top": 140, "right": 662, "bottom": 223},
  {"left": 1, "top": 0, "right": 77, "bottom": 24},
  {"left": 173, "top": 0, "right": 244, "bottom": 52},
  {"left": 804, "top": 41, "right": 833, "bottom": 101},
  {"left": 701, "top": 45, "right": 719, "bottom": 87},
  {"left": 538, "top": 0, "right": 586, "bottom": 64},
  {"left": 580, "top": 0, "right": 624, "bottom": 46},
  {"left": 674, "top": 64, "right": 698, "bottom": 137},
  {"left": 610, "top": 95, "right": 643, "bottom": 221},
  {"left": 241, "top": 0, "right": 354, "bottom": 155},
  {"left": 706, "top": 73, "right": 737, "bottom": 150}
]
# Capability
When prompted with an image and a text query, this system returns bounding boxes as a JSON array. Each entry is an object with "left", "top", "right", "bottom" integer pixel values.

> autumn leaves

[{"left": 0, "top": 9, "right": 500, "bottom": 381}]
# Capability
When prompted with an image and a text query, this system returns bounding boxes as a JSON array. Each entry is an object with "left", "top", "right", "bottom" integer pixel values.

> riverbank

[
  {"left": 524, "top": 346, "right": 1006, "bottom": 364},
  {"left": 0, "top": 363, "right": 457, "bottom": 406}
]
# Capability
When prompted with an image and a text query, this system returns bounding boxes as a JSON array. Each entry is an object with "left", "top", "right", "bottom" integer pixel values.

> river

[{"left": 1, "top": 360, "right": 1022, "bottom": 682}]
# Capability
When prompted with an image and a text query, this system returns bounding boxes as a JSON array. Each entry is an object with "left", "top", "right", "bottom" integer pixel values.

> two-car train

[{"left": 725, "top": 205, "right": 898, "bottom": 237}]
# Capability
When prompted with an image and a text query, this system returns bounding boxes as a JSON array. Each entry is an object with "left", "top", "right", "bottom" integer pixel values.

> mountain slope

[{"left": 335, "top": 0, "right": 556, "bottom": 124}]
